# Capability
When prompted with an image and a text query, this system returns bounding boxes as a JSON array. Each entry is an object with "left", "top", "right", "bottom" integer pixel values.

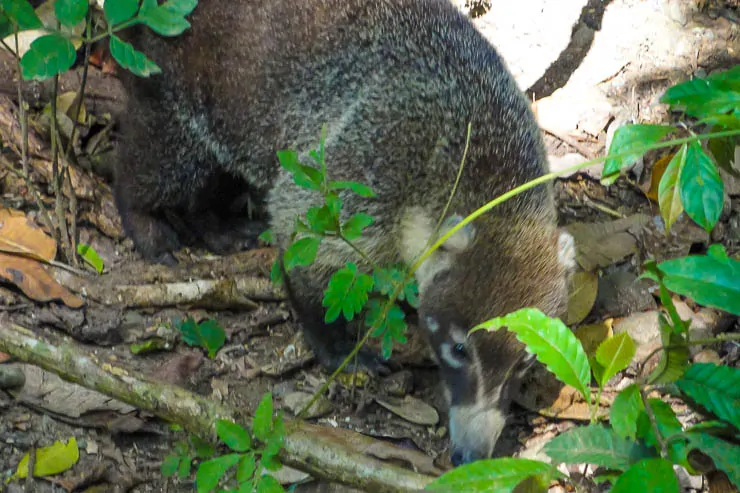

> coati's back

[{"left": 114, "top": 0, "right": 574, "bottom": 465}]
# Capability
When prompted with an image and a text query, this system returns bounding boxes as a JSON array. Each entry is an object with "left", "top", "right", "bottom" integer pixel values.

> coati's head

[{"left": 405, "top": 210, "right": 576, "bottom": 466}]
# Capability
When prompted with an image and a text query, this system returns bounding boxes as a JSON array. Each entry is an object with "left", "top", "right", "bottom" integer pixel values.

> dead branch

[{"left": 0, "top": 322, "right": 436, "bottom": 492}]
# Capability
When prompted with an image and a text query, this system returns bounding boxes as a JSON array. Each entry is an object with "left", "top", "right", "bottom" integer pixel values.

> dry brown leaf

[
  {"left": 0, "top": 254, "right": 83, "bottom": 308},
  {"left": 645, "top": 153, "right": 674, "bottom": 202},
  {"left": 573, "top": 320, "right": 613, "bottom": 357},
  {"left": 565, "top": 270, "right": 599, "bottom": 325},
  {"left": 0, "top": 208, "right": 56, "bottom": 261},
  {"left": 566, "top": 214, "right": 650, "bottom": 271}
]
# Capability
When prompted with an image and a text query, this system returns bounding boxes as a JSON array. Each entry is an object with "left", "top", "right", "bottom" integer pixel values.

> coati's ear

[
  {"left": 556, "top": 230, "right": 577, "bottom": 271},
  {"left": 438, "top": 214, "right": 476, "bottom": 253}
]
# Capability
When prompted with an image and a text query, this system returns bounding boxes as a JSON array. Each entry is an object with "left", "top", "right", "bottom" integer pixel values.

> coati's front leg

[{"left": 282, "top": 260, "right": 391, "bottom": 375}]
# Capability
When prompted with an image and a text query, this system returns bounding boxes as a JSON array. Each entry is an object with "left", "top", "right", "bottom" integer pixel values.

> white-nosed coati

[{"left": 113, "top": 0, "right": 576, "bottom": 465}]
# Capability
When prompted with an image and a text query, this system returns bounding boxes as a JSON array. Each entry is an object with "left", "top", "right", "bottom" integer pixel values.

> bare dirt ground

[{"left": 1, "top": 0, "right": 739, "bottom": 492}]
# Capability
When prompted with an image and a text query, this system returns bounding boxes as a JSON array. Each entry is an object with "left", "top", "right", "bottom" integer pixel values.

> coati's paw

[
  {"left": 190, "top": 216, "right": 268, "bottom": 255},
  {"left": 316, "top": 346, "right": 392, "bottom": 377},
  {"left": 120, "top": 209, "right": 182, "bottom": 265}
]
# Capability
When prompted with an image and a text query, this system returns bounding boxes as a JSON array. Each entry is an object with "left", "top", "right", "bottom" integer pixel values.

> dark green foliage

[{"left": 176, "top": 318, "right": 226, "bottom": 359}]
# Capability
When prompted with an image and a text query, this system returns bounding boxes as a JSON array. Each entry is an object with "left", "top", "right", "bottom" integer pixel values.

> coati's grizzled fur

[{"left": 113, "top": 0, "right": 576, "bottom": 465}]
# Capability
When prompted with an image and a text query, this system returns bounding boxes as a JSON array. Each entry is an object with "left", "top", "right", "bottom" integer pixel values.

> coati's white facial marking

[
  {"left": 426, "top": 316, "right": 440, "bottom": 333},
  {"left": 440, "top": 342, "right": 465, "bottom": 369},
  {"left": 557, "top": 230, "right": 577, "bottom": 271},
  {"left": 449, "top": 392, "right": 508, "bottom": 465}
]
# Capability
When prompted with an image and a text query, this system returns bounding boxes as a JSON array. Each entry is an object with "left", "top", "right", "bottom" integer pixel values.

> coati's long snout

[{"left": 113, "top": 0, "right": 576, "bottom": 467}]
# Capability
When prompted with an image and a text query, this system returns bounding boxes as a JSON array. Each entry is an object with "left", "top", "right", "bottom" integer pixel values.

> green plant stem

[
  {"left": 430, "top": 122, "right": 472, "bottom": 240},
  {"left": 336, "top": 234, "right": 381, "bottom": 271},
  {"left": 410, "top": 128, "right": 740, "bottom": 274},
  {"left": 86, "top": 18, "right": 140, "bottom": 44},
  {"left": 591, "top": 387, "right": 604, "bottom": 423},
  {"left": 640, "top": 387, "right": 669, "bottom": 458}
]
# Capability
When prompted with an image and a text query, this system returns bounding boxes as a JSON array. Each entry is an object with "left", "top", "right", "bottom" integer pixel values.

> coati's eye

[{"left": 453, "top": 343, "right": 468, "bottom": 359}]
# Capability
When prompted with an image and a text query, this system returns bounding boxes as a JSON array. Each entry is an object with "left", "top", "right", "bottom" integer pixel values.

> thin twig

[{"left": 640, "top": 387, "right": 668, "bottom": 457}]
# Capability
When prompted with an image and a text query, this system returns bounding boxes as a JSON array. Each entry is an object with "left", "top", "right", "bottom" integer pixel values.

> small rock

[
  {"left": 382, "top": 370, "right": 414, "bottom": 397},
  {"left": 675, "top": 465, "right": 703, "bottom": 490},
  {"left": 613, "top": 311, "right": 661, "bottom": 361},
  {"left": 693, "top": 349, "right": 722, "bottom": 365},
  {"left": 0, "top": 366, "right": 25, "bottom": 390},
  {"left": 266, "top": 465, "right": 311, "bottom": 485},
  {"left": 283, "top": 391, "right": 332, "bottom": 419},
  {"left": 435, "top": 426, "right": 447, "bottom": 438},
  {"left": 591, "top": 269, "right": 657, "bottom": 319},
  {"left": 375, "top": 395, "right": 439, "bottom": 426}
]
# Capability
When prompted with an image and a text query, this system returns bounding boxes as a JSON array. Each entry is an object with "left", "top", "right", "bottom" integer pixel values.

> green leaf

[
  {"left": 77, "top": 242, "right": 104, "bottom": 274},
  {"left": 341, "top": 212, "right": 373, "bottom": 241},
  {"left": 647, "top": 322, "right": 689, "bottom": 385},
  {"left": 109, "top": 35, "right": 161, "bottom": 77},
  {"left": 276, "top": 150, "right": 323, "bottom": 191},
  {"left": 161, "top": 455, "right": 181, "bottom": 477},
  {"left": 216, "top": 419, "right": 251, "bottom": 452},
  {"left": 679, "top": 141, "right": 724, "bottom": 233},
  {"left": 661, "top": 75, "right": 740, "bottom": 118},
  {"left": 708, "top": 133, "right": 740, "bottom": 177},
  {"left": 305, "top": 205, "right": 336, "bottom": 235},
  {"left": 138, "top": 0, "right": 197, "bottom": 37},
  {"left": 253, "top": 393, "right": 274, "bottom": 442},
  {"left": 16, "top": 437, "right": 79, "bottom": 478},
  {"left": 473, "top": 308, "right": 591, "bottom": 403},
  {"left": 687, "top": 432, "right": 740, "bottom": 488},
  {"left": 103, "top": 0, "right": 139, "bottom": 26},
  {"left": 178, "top": 317, "right": 201, "bottom": 346},
  {"left": 675, "top": 363, "right": 740, "bottom": 429},
  {"left": 366, "top": 299, "right": 408, "bottom": 359},
  {"left": 594, "top": 332, "right": 636, "bottom": 388},
  {"left": 54, "top": 0, "right": 88, "bottom": 27},
  {"left": 637, "top": 399, "right": 683, "bottom": 450},
  {"left": 0, "top": 0, "right": 43, "bottom": 30},
  {"left": 282, "top": 236, "right": 321, "bottom": 271},
  {"left": 19, "top": 34, "right": 76, "bottom": 81},
  {"left": 269, "top": 259, "right": 283, "bottom": 285},
  {"left": 425, "top": 458, "right": 563, "bottom": 493},
  {"left": 198, "top": 319, "right": 226, "bottom": 358},
  {"left": 236, "top": 453, "right": 256, "bottom": 483},
  {"left": 372, "top": 267, "right": 418, "bottom": 307},
  {"left": 328, "top": 180, "right": 376, "bottom": 197},
  {"left": 657, "top": 143, "right": 687, "bottom": 233},
  {"left": 610, "top": 458, "right": 679, "bottom": 493},
  {"left": 192, "top": 435, "right": 216, "bottom": 458},
  {"left": 322, "top": 263, "right": 374, "bottom": 323},
  {"left": 543, "top": 424, "right": 655, "bottom": 470},
  {"left": 610, "top": 384, "right": 644, "bottom": 441},
  {"left": 658, "top": 244, "right": 740, "bottom": 315},
  {"left": 258, "top": 229, "right": 273, "bottom": 245},
  {"left": 256, "top": 474, "right": 285, "bottom": 493},
  {"left": 602, "top": 124, "right": 675, "bottom": 185},
  {"left": 177, "top": 455, "right": 191, "bottom": 478},
  {"left": 196, "top": 454, "right": 241, "bottom": 493}
]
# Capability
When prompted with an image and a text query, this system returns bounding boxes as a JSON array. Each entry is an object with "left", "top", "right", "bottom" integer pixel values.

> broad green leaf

[
  {"left": 610, "top": 458, "right": 679, "bottom": 493},
  {"left": 257, "top": 474, "right": 285, "bottom": 493},
  {"left": 216, "top": 419, "right": 251, "bottom": 452},
  {"left": 322, "top": 263, "right": 374, "bottom": 323},
  {"left": 258, "top": 229, "right": 273, "bottom": 245},
  {"left": 282, "top": 236, "right": 321, "bottom": 270},
  {"left": 0, "top": 11, "right": 10, "bottom": 39},
  {"left": 661, "top": 75, "right": 740, "bottom": 118},
  {"left": 647, "top": 321, "right": 689, "bottom": 384},
  {"left": 269, "top": 259, "right": 283, "bottom": 285},
  {"left": 77, "top": 242, "right": 104, "bottom": 274},
  {"left": 161, "top": 455, "right": 181, "bottom": 477},
  {"left": 474, "top": 308, "right": 591, "bottom": 403},
  {"left": 687, "top": 432, "right": 740, "bottom": 488},
  {"left": 708, "top": 133, "right": 740, "bottom": 177},
  {"left": 20, "top": 34, "right": 76, "bottom": 81},
  {"left": 138, "top": 0, "right": 197, "bottom": 36},
  {"left": 610, "top": 384, "right": 644, "bottom": 441},
  {"left": 675, "top": 362, "right": 740, "bottom": 429},
  {"left": 637, "top": 399, "right": 683, "bottom": 448},
  {"left": 0, "top": 0, "right": 42, "bottom": 30},
  {"left": 658, "top": 244, "right": 740, "bottom": 315},
  {"left": 198, "top": 319, "right": 226, "bottom": 358},
  {"left": 192, "top": 435, "right": 215, "bottom": 458},
  {"left": 109, "top": 35, "right": 161, "bottom": 77},
  {"left": 54, "top": 0, "right": 88, "bottom": 27},
  {"left": 425, "top": 458, "right": 563, "bottom": 493},
  {"left": 306, "top": 205, "right": 336, "bottom": 235},
  {"left": 253, "top": 393, "right": 274, "bottom": 442},
  {"left": 602, "top": 124, "right": 675, "bottom": 185},
  {"left": 16, "top": 437, "right": 79, "bottom": 478},
  {"left": 103, "top": 0, "right": 139, "bottom": 26},
  {"left": 196, "top": 454, "right": 241, "bottom": 493},
  {"left": 178, "top": 317, "right": 200, "bottom": 346},
  {"left": 329, "top": 180, "right": 376, "bottom": 197},
  {"left": 341, "top": 212, "right": 373, "bottom": 240},
  {"left": 325, "top": 192, "right": 341, "bottom": 218},
  {"left": 177, "top": 454, "right": 191, "bottom": 478},
  {"left": 594, "top": 332, "right": 636, "bottom": 388},
  {"left": 236, "top": 453, "right": 256, "bottom": 483},
  {"left": 679, "top": 141, "right": 723, "bottom": 232},
  {"left": 543, "top": 424, "right": 655, "bottom": 470},
  {"left": 657, "top": 143, "right": 687, "bottom": 233}
]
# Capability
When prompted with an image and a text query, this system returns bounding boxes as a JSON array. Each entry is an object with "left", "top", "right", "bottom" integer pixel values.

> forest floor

[{"left": 0, "top": 0, "right": 739, "bottom": 492}]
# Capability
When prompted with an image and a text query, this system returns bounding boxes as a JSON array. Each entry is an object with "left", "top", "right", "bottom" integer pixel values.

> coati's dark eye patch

[{"left": 453, "top": 343, "right": 468, "bottom": 359}]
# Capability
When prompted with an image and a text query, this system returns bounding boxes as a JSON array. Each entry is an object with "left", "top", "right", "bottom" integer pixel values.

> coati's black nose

[{"left": 451, "top": 450, "right": 465, "bottom": 467}]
